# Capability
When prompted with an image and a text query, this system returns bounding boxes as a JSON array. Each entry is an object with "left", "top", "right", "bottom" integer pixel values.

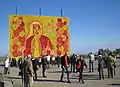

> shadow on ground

[
  {"left": 35, "top": 79, "right": 68, "bottom": 83},
  {"left": 36, "top": 79, "right": 88, "bottom": 84},
  {"left": 70, "top": 74, "right": 108, "bottom": 80},
  {"left": 7, "top": 76, "right": 21, "bottom": 79},
  {"left": 48, "top": 71, "right": 62, "bottom": 73},
  {"left": 108, "top": 83, "right": 120, "bottom": 86}
]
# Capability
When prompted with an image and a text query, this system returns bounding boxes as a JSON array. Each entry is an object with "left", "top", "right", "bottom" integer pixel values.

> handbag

[{"left": 77, "top": 64, "right": 81, "bottom": 69}]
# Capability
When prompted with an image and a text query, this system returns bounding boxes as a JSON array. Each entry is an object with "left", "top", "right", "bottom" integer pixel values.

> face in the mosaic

[{"left": 32, "top": 23, "right": 42, "bottom": 36}]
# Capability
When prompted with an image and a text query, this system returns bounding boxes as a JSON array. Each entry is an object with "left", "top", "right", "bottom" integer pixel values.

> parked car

[{"left": 116, "top": 55, "right": 120, "bottom": 59}]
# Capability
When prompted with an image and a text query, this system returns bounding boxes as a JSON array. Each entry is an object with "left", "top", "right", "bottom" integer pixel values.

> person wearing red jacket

[
  {"left": 24, "top": 22, "right": 53, "bottom": 57},
  {"left": 60, "top": 52, "right": 71, "bottom": 83}
]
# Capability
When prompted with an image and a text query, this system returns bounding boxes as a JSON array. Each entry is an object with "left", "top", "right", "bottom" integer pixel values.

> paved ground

[{"left": 0, "top": 59, "right": 120, "bottom": 87}]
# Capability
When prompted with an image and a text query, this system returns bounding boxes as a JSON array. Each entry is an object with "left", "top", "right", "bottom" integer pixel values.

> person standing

[
  {"left": 98, "top": 49, "right": 102, "bottom": 56},
  {"left": 4, "top": 56, "right": 10, "bottom": 74},
  {"left": 56, "top": 55, "right": 61, "bottom": 68},
  {"left": 51, "top": 56, "right": 56, "bottom": 66},
  {"left": 46, "top": 55, "right": 51, "bottom": 68},
  {"left": 18, "top": 58, "right": 22, "bottom": 76},
  {"left": 60, "top": 52, "right": 71, "bottom": 83},
  {"left": 23, "top": 54, "right": 33, "bottom": 87},
  {"left": 16, "top": 57, "right": 19, "bottom": 67},
  {"left": 38, "top": 57, "right": 42, "bottom": 68},
  {"left": 41, "top": 56, "right": 48, "bottom": 77},
  {"left": 32, "top": 58, "right": 39, "bottom": 80},
  {"left": 113, "top": 55, "right": 116, "bottom": 77},
  {"left": 98, "top": 55, "right": 104, "bottom": 80},
  {"left": 76, "top": 56, "right": 87, "bottom": 83},
  {"left": 70, "top": 54, "right": 76, "bottom": 73},
  {"left": 89, "top": 52, "right": 95, "bottom": 72},
  {"left": 106, "top": 53, "right": 115, "bottom": 78},
  {"left": 102, "top": 52, "right": 108, "bottom": 68}
]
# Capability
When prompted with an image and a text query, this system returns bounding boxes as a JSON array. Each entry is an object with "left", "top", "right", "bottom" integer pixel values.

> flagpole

[
  {"left": 39, "top": 8, "right": 41, "bottom": 16},
  {"left": 61, "top": 9, "right": 63, "bottom": 17},
  {"left": 16, "top": 6, "right": 18, "bottom": 15}
]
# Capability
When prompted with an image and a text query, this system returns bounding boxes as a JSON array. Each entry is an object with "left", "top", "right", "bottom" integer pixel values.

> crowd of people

[{"left": 3, "top": 50, "right": 117, "bottom": 87}]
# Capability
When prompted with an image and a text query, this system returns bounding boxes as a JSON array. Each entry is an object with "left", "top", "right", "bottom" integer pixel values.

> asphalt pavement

[{"left": 0, "top": 59, "right": 120, "bottom": 87}]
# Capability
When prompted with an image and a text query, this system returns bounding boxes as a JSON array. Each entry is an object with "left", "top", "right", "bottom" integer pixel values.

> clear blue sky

[{"left": 0, "top": 0, "right": 120, "bottom": 56}]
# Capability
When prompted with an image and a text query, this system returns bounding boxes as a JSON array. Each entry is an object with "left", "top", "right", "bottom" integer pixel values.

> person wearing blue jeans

[
  {"left": 89, "top": 60, "right": 94, "bottom": 72},
  {"left": 89, "top": 52, "right": 95, "bottom": 72}
]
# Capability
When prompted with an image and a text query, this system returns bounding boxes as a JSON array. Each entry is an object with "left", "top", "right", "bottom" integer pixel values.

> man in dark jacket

[
  {"left": 70, "top": 54, "right": 76, "bottom": 73},
  {"left": 60, "top": 52, "right": 71, "bottom": 83},
  {"left": 56, "top": 55, "right": 61, "bottom": 68},
  {"left": 98, "top": 55, "right": 104, "bottom": 80},
  {"left": 41, "top": 56, "right": 48, "bottom": 77},
  {"left": 32, "top": 58, "right": 39, "bottom": 80}
]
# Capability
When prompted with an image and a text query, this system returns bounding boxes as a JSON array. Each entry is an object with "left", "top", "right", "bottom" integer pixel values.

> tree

[
  {"left": 113, "top": 48, "right": 120, "bottom": 55},
  {"left": 104, "top": 48, "right": 111, "bottom": 54}
]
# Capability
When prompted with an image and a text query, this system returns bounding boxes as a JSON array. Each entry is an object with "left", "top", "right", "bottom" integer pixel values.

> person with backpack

[{"left": 76, "top": 55, "right": 87, "bottom": 83}]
